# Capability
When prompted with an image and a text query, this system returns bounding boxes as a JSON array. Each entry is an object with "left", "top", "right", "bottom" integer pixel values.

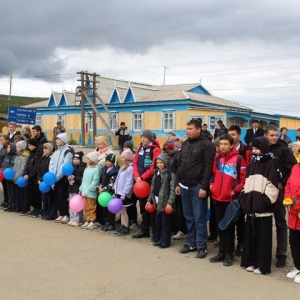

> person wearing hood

[
  {"left": 240, "top": 136, "right": 279, "bottom": 275},
  {"left": 147, "top": 153, "right": 176, "bottom": 248},
  {"left": 49, "top": 132, "right": 73, "bottom": 224},
  {"left": 209, "top": 134, "right": 246, "bottom": 267},
  {"left": 265, "top": 125, "right": 297, "bottom": 268},
  {"left": 2, "top": 142, "right": 17, "bottom": 212}
]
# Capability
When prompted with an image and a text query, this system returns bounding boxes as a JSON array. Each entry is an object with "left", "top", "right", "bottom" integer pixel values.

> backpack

[{"left": 64, "top": 146, "right": 75, "bottom": 157}]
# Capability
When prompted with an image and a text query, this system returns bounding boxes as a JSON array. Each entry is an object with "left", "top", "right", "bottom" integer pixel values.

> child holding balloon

[
  {"left": 113, "top": 149, "right": 134, "bottom": 236},
  {"left": 147, "top": 153, "right": 175, "bottom": 248},
  {"left": 79, "top": 151, "right": 100, "bottom": 230},
  {"left": 13, "top": 140, "right": 29, "bottom": 214},
  {"left": 67, "top": 151, "right": 86, "bottom": 226}
]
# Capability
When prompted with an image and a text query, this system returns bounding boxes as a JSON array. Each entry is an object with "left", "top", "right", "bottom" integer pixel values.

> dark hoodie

[
  {"left": 269, "top": 139, "right": 297, "bottom": 185},
  {"left": 240, "top": 136, "right": 279, "bottom": 215},
  {"left": 1, "top": 143, "right": 16, "bottom": 169},
  {"left": 24, "top": 146, "right": 43, "bottom": 180}
]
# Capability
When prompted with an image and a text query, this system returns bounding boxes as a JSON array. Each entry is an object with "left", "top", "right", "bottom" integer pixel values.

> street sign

[{"left": 7, "top": 106, "right": 37, "bottom": 125}]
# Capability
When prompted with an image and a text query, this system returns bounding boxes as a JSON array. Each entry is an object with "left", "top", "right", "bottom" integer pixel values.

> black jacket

[
  {"left": 100, "top": 165, "right": 119, "bottom": 194},
  {"left": 25, "top": 148, "right": 43, "bottom": 180},
  {"left": 176, "top": 133, "right": 215, "bottom": 189},
  {"left": 244, "top": 127, "right": 264, "bottom": 145},
  {"left": 68, "top": 162, "right": 86, "bottom": 193},
  {"left": 115, "top": 127, "right": 131, "bottom": 146},
  {"left": 269, "top": 139, "right": 297, "bottom": 185},
  {"left": 37, "top": 154, "right": 51, "bottom": 182}
]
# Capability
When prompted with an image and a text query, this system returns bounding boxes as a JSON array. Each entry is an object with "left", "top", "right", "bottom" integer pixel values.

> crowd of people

[{"left": 1, "top": 120, "right": 300, "bottom": 283}]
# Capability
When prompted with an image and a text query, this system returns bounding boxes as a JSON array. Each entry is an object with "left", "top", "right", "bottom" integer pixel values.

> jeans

[
  {"left": 180, "top": 185, "right": 208, "bottom": 248},
  {"left": 118, "top": 145, "right": 123, "bottom": 155}
]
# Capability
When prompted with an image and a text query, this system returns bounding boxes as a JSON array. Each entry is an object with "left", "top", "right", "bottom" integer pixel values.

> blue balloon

[
  {"left": 39, "top": 182, "right": 51, "bottom": 193},
  {"left": 62, "top": 163, "right": 74, "bottom": 176},
  {"left": 3, "top": 168, "right": 15, "bottom": 180},
  {"left": 16, "top": 176, "right": 28, "bottom": 188},
  {"left": 43, "top": 172, "right": 56, "bottom": 185}
]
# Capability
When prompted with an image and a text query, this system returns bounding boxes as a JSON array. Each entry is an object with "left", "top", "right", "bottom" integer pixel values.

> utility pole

[
  {"left": 8, "top": 74, "right": 12, "bottom": 109},
  {"left": 92, "top": 73, "right": 97, "bottom": 142},
  {"left": 80, "top": 72, "right": 85, "bottom": 146},
  {"left": 163, "top": 66, "right": 169, "bottom": 85}
]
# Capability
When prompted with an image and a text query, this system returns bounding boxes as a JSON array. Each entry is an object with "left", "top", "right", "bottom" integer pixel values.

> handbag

[{"left": 219, "top": 200, "right": 241, "bottom": 230}]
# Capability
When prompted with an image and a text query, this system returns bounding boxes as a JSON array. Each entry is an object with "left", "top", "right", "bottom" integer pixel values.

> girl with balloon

[
  {"left": 113, "top": 149, "right": 134, "bottom": 236},
  {"left": 67, "top": 151, "right": 86, "bottom": 226},
  {"left": 13, "top": 140, "right": 29, "bottom": 214}
]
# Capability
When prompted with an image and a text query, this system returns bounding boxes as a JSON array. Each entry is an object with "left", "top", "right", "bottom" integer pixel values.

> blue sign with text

[{"left": 8, "top": 106, "right": 37, "bottom": 125}]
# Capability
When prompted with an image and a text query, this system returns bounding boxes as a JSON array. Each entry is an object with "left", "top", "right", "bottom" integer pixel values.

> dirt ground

[{"left": 0, "top": 190, "right": 298, "bottom": 300}]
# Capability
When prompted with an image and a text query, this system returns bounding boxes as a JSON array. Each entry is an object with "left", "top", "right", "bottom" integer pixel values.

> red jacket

[
  {"left": 284, "top": 164, "right": 300, "bottom": 230},
  {"left": 210, "top": 147, "right": 246, "bottom": 202}
]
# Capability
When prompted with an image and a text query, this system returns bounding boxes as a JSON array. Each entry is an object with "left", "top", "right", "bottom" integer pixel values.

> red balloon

[
  {"left": 133, "top": 181, "right": 151, "bottom": 198},
  {"left": 145, "top": 203, "right": 156, "bottom": 213},
  {"left": 0, "top": 169, "right": 4, "bottom": 182}
]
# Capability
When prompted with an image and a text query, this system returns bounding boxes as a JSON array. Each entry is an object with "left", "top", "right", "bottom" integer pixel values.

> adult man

[
  {"left": 265, "top": 125, "right": 297, "bottom": 267},
  {"left": 295, "top": 128, "right": 300, "bottom": 142},
  {"left": 53, "top": 121, "right": 66, "bottom": 142},
  {"left": 175, "top": 119, "right": 215, "bottom": 258},
  {"left": 31, "top": 125, "right": 48, "bottom": 154},
  {"left": 244, "top": 120, "right": 264, "bottom": 145},
  {"left": 228, "top": 125, "right": 252, "bottom": 256},
  {"left": 115, "top": 122, "right": 132, "bottom": 154},
  {"left": 8, "top": 122, "right": 18, "bottom": 142},
  {"left": 202, "top": 124, "right": 213, "bottom": 141},
  {"left": 214, "top": 120, "right": 228, "bottom": 139}
]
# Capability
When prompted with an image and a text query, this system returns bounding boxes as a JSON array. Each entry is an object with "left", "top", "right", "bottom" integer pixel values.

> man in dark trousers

[
  {"left": 175, "top": 119, "right": 215, "bottom": 259},
  {"left": 244, "top": 120, "right": 264, "bottom": 145},
  {"left": 264, "top": 125, "right": 297, "bottom": 267},
  {"left": 115, "top": 122, "right": 132, "bottom": 154}
]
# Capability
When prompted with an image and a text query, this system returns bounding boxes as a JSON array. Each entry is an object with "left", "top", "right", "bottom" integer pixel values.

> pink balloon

[
  {"left": 69, "top": 195, "right": 85, "bottom": 212},
  {"left": 108, "top": 198, "right": 123, "bottom": 214}
]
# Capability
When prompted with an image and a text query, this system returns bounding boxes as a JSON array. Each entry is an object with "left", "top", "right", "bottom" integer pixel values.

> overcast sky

[{"left": 1, "top": 0, "right": 300, "bottom": 116}]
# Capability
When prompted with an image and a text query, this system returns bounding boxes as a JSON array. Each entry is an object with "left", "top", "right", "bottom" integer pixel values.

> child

[
  {"left": 148, "top": 153, "right": 175, "bottom": 248},
  {"left": 13, "top": 140, "right": 29, "bottom": 214},
  {"left": 67, "top": 151, "right": 86, "bottom": 226},
  {"left": 24, "top": 138, "right": 43, "bottom": 217},
  {"left": 113, "top": 149, "right": 134, "bottom": 236},
  {"left": 0, "top": 135, "right": 11, "bottom": 209},
  {"left": 210, "top": 134, "right": 246, "bottom": 266},
  {"left": 79, "top": 152, "right": 100, "bottom": 229},
  {"left": 99, "top": 153, "right": 118, "bottom": 231},
  {"left": 2, "top": 142, "right": 17, "bottom": 212},
  {"left": 49, "top": 133, "right": 73, "bottom": 224},
  {"left": 284, "top": 147, "right": 300, "bottom": 283},
  {"left": 240, "top": 136, "right": 279, "bottom": 275},
  {"left": 38, "top": 143, "right": 56, "bottom": 220}
]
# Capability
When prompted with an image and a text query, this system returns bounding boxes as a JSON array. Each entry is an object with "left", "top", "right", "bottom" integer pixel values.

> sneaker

[
  {"left": 246, "top": 266, "right": 255, "bottom": 272},
  {"left": 68, "top": 221, "right": 74, "bottom": 226},
  {"left": 0, "top": 202, "right": 8, "bottom": 209},
  {"left": 61, "top": 216, "right": 69, "bottom": 224},
  {"left": 117, "top": 227, "right": 130, "bottom": 236},
  {"left": 235, "top": 244, "right": 243, "bottom": 257},
  {"left": 294, "top": 273, "right": 300, "bottom": 284},
  {"left": 207, "top": 234, "right": 218, "bottom": 242},
  {"left": 179, "top": 244, "right": 197, "bottom": 254},
  {"left": 19, "top": 212, "right": 27, "bottom": 216},
  {"left": 287, "top": 268, "right": 300, "bottom": 279},
  {"left": 87, "top": 222, "right": 97, "bottom": 230},
  {"left": 72, "top": 222, "right": 82, "bottom": 227},
  {"left": 223, "top": 255, "right": 233, "bottom": 266},
  {"left": 27, "top": 210, "right": 35, "bottom": 217},
  {"left": 253, "top": 268, "right": 261, "bottom": 274},
  {"left": 31, "top": 210, "right": 39, "bottom": 218},
  {"left": 94, "top": 222, "right": 101, "bottom": 228},
  {"left": 104, "top": 224, "right": 115, "bottom": 231},
  {"left": 129, "top": 223, "right": 138, "bottom": 230},
  {"left": 55, "top": 216, "right": 63, "bottom": 223},
  {"left": 172, "top": 231, "right": 186, "bottom": 240},
  {"left": 114, "top": 226, "right": 124, "bottom": 235},
  {"left": 276, "top": 257, "right": 286, "bottom": 268},
  {"left": 81, "top": 222, "right": 89, "bottom": 229},
  {"left": 197, "top": 247, "right": 207, "bottom": 259},
  {"left": 209, "top": 253, "right": 225, "bottom": 263}
]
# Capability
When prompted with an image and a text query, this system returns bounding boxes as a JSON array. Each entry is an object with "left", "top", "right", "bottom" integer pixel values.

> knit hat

[
  {"left": 28, "top": 138, "right": 38, "bottom": 147},
  {"left": 86, "top": 151, "right": 100, "bottom": 164},
  {"left": 121, "top": 149, "right": 134, "bottom": 161},
  {"left": 56, "top": 132, "right": 67, "bottom": 144},
  {"left": 73, "top": 151, "right": 84, "bottom": 162},
  {"left": 162, "top": 140, "right": 175, "bottom": 150},
  {"left": 106, "top": 153, "right": 116, "bottom": 164},
  {"left": 141, "top": 129, "right": 153, "bottom": 141},
  {"left": 43, "top": 142, "right": 54, "bottom": 153},
  {"left": 213, "top": 138, "right": 220, "bottom": 146},
  {"left": 123, "top": 141, "right": 133, "bottom": 151},
  {"left": 16, "top": 140, "right": 27, "bottom": 151}
]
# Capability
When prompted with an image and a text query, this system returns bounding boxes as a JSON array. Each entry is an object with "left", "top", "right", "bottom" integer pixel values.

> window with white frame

[
  {"left": 208, "top": 116, "right": 224, "bottom": 131},
  {"left": 189, "top": 116, "right": 205, "bottom": 124},
  {"left": 132, "top": 111, "right": 143, "bottom": 132},
  {"left": 57, "top": 114, "right": 66, "bottom": 127},
  {"left": 86, "top": 114, "right": 93, "bottom": 132},
  {"left": 107, "top": 112, "right": 118, "bottom": 130},
  {"left": 35, "top": 114, "right": 42, "bottom": 127},
  {"left": 162, "top": 110, "right": 175, "bottom": 131}
]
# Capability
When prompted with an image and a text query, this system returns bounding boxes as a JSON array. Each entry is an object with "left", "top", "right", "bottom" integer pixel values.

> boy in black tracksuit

[
  {"left": 38, "top": 143, "right": 56, "bottom": 220},
  {"left": 99, "top": 154, "right": 118, "bottom": 231},
  {"left": 24, "top": 138, "right": 43, "bottom": 217}
]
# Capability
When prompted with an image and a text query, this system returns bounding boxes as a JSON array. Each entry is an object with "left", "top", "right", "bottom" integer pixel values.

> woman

[
  {"left": 292, "top": 142, "right": 300, "bottom": 163},
  {"left": 280, "top": 127, "right": 292, "bottom": 145},
  {"left": 94, "top": 135, "right": 114, "bottom": 167},
  {"left": 22, "top": 126, "right": 32, "bottom": 138},
  {"left": 0, "top": 135, "right": 10, "bottom": 209}
]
